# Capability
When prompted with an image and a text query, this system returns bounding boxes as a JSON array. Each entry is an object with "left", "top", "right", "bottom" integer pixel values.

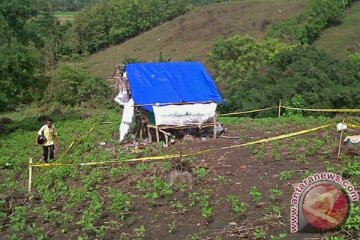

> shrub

[{"left": 47, "top": 63, "right": 110, "bottom": 106}]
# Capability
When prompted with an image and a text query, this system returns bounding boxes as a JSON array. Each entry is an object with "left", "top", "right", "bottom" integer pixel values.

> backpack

[{"left": 37, "top": 127, "right": 47, "bottom": 144}]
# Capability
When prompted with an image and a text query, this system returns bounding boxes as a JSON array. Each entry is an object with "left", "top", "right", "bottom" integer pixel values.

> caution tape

[
  {"left": 30, "top": 123, "right": 335, "bottom": 168},
  {"left": 218, "top": 107, "right": 276, "bottom": 116},
  {"left": 64, "top": 121, "right": 118, "bottom": 154},
  {"left": 30, "top": 154, "right": 181, "bottom": 168},
  {"left": 183, "top": 123, "right": 335, "bottom": 156},
  {"left": 281, "top": 106, "right": 360, "bottom": 113},
  {"left": 347, "top": 123, "right": 360, "bottom": 130}
]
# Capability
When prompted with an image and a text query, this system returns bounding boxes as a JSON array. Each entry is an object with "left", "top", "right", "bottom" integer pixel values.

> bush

[
  {"left": 267, "top": 0, "right": 352, "bottom": 44},
  {"left": 47, "top": 63, "right": 111, "bottom": 106},
  {"left": 210, "top": 41, "right": 360, "bottom": 114}
]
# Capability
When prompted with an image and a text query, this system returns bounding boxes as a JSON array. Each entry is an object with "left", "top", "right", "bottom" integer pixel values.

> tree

[
  {"left": 47, "top": 63, "right": 110, "bottom": 106},
  {"left": 220, "top": 46, "right": 360, "bottom": 113},
  {"left": 208, "top": 35, "right": 294, "bottom": 91},
  {"left": 0, "top": 0, "right": 55, "bottom": 110}
]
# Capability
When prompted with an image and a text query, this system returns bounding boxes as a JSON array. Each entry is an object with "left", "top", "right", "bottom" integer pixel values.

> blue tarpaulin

[{"left": 126, "top": 62, "right": 223, "bottom": 111}]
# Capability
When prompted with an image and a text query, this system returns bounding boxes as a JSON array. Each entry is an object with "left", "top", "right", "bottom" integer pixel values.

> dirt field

[{"left": 2, "top": 115, "right": 357, "bottom": 239}]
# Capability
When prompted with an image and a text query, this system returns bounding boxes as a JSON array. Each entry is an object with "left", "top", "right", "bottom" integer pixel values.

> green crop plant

[
  {"left": 108, "top": 188, "right": 131, "bottom": 220},
  {"left": 201, "top": 205, "right": 213, "bottom": 219},
  {"left": 343, "top": 161, "right": 360, "bottom": 179},
  {"left": 33, "top": 206, "right": 61, "bottom": 224},
  {"left": 189, "top": 192, "right": 200, "bottom": 207},
  {"left": 289, "top": 143, "right": 297, "bottom": 157},
  {"left": 146, "top": 177, "right": 173, "bottom": 201},
  {"left": 0, "top": 200, "right": 6, "bottom": 228},
  {"left": 264, "top": 205, "right": 282, "bottom": 220},
  {"left": 216, "top": 175, "right": 226, "bottom": 184},
  {"left": 188, "top": 190, "right": 213, "bottom": 219},
  {"left": 134, "top": 225, "right": 146, "bottom": 240},
  {"left": 111, "top": 166, "right": 131, "bottom": 180},
  {"left": 301, "top": 170, "right": 313, "bottom": 179},
  {"left": 271, "top": 149, "right": 281, "bottom": 161},
  {"left": 227, "top": 195, "right": 247, "bottom": 216},
  {"left": 76, "top": 193, "right": 103, "bottom": 234},
  {"left": 170, "top": 199, "right": 187, "bottom": 213},
  {"left": 249, "top": 186, "right": 262, "bottom": 202},
  {"left": 270, "top": 233, "right": 287, "bottom": 240},
  {"left": 174, "top": 183, "right": 186, "bottom": 192},
  {"left": 161, "top": 161, "right": 172, "bottom": 171},
  {"left": 308, "top": 139, "right": 324, "bottom": 155},
  {"left": 279, "top": 170, "right": 293, "bottom": 182},
  {"left": 253, "top": 228, "right": 266, "bottom": 239},
  {"left": 135, "top": 180, "right": 149, "bottom": 191},
  {"left": 66, "top": 186, "right": 89, "bottom": 208},
  {"left": 168, "top": 219, "right": 176, "bottom": 234},
  {"left": 296, "top": 138, "right": 308, "bottom": 148},
  {"left": 10, "top": 206, "right": 27, "bottom": 234},
  {"left": 247, "top": 144, "right": 257, "bottom": 154},
  {"left": 195, "top": 167, "right": 208, "bottom": 181},
  {"left": 27, "top": 223, "right": 46, "bottom": 240},
  {"left": 136, "top": 163, "right": 148, "bottom": 172},
  {"left": 344, "top": 206, "right": 360, "bottom": 231},
  {"left": 269, "top": 188, "right": 283, "bottom": 201},
  {"left": 82, "top": 169, "right": 103, "bottom": 191},
  {"left": 295, "top": 153, "right": 307, "bottom": 164},
  {"left": 255, "top": 144, "right": 266, "bottom": 161},
  {"left": 326, "top": 237, "right": 345, "bottom": 240}
]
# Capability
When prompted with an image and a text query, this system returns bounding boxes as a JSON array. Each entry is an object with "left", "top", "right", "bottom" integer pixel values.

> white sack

[
  {"left": 114, "top": 91, "right": 130, "bottom": 106},
  {"left": 119, "top": 99, "right": 134, "bottom": 142}
]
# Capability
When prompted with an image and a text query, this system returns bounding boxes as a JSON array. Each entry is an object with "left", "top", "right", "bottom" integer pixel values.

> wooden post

[
  {"left": 278, "top": 100, "right": 282, "bottom": 118},
  {"left": 140, "top": 122, "right": 144, "bottom": 141},
  {"left": 337, "top": 119, "right": 345, "bottom": 159},
  {"left": 159, "top": 129, "right": 170, "bottom": 146},
  {"left": 155, "top": 126, "right": 160, "bottom": 143},
  {"left": 28, "top": 157, "right": 33, "bottom": 192},
  {"left": 213, "top": 114, "right": 217, "bottom": 140},
  {"left": 147, "top": 125, "right": 152, "bottom": 143}
]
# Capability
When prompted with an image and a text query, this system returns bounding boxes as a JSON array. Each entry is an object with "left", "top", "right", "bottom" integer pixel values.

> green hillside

[
  {"left": 314, "top": 1, "right": 360, "bottom": 60},
  {"left": 85, "top": 0, "right": 307, "bottom": 78}
]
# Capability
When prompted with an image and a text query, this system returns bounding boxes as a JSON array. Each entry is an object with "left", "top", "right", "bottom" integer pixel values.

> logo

[{"left": 290, "top": 172, "right": 359, "bottom": 233}]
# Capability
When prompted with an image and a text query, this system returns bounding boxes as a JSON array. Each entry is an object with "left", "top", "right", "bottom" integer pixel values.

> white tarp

[
  {"left": 118, "top": 98, "right": 134, "bottom": 142},
  {"left": 153, "top": 103, "right": 217, "bottom": 126}
]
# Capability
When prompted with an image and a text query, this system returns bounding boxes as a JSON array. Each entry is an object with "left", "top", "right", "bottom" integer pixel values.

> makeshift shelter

[{"left": 113, "top": 62, "right": 223, "bottom": 143}]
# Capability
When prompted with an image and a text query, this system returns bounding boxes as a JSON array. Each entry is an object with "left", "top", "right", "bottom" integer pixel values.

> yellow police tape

[
  {"left": 65, "top": 121, "right": 119, "bottom": 154},
  {"left": 281, "top": 106, "right": 360, "bottom": 113},
  {"left": 347, "top": 123, "right": 360, "bottom": 130},
  {"left": 218, "top": 107, "right": 276, "bottom": 116},
  {"left": 30, "top": 123, "right": 335, "bottom": 168}
]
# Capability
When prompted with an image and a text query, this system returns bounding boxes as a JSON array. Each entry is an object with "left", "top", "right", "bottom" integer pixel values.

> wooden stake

[
  {"left": 213, "top": 114, "right": 217, "bottom": 140},
  {"left": 155, "top": 126, "right": 160, "bottom": 143},
  {"left": 159, "top": 129, "right": 170, "bottom": 146},
  {"left": 278, "top": 100, "right": 282, "bottom": 118},
  {"left": 337, "top": 119, "right": 345, "bottom": 159},
  {"left": 147, "top": 126, "right": 152, "bottom": 143},
  {"left": 28, "top": 157, "right": 33, "bottom": 192}
]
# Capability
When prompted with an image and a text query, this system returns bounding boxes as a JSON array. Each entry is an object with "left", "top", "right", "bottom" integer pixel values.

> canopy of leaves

[
  {"left": 208, "top": 35, "right": 294, "bottom": 87},
  {"left": 73, "top": 0, "right": 189, "bottom": 53},
  {"left": 0, "top": 0, "right": 60, "bottom": 110},
  {"left": 48, "top": 0, "right": 95, "bottom": 11},
  {"left": 220, "top": 46, "right": 360, "bottom": 113},
  {"left": 47, "top": 63, "right": 111, "bottom": 106}
]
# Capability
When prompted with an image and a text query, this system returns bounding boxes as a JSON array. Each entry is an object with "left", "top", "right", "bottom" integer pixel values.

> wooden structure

[
  {"left": 108, "top": 64, "right": 126, "bottom": 93},
  {"left": 146, "top": 117, "right": 218, "bottom": 145},
  {"left": 111, "top": 63, "right": 221, "bottom": 143}
]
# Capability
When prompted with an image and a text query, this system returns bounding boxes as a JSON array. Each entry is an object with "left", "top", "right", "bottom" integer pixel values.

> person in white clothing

[{"left": 35, "top": 119, "right": 58, "bottom": 163}]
